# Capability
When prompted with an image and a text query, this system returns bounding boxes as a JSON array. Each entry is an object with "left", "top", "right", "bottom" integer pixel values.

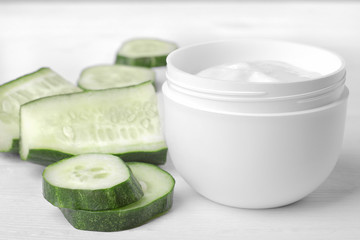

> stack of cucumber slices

[
  {"left": 43, "top": 154, "right": 175, "bottom": 231},
  {"left": 0, "top": 38, "right": 177, "bottom": 231}
]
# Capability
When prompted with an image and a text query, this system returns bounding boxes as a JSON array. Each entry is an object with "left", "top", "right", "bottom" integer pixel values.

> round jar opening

[{"left": 166, "top": 39, "right": 346, "bottom": 102}]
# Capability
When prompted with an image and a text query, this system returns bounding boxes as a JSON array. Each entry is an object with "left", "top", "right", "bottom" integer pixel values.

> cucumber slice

[
  {"left": 43, "top": 154, "right": 143, "bottom": 211},
  {"left": 60, "top": 162, "right": 175, "bottom": 232},
  {"left": 78, "top": 65, "right": 155, "bottom": 91},
  {"left": 0, "top": 68, "right": 81, "bottom": 152},
  {"left": 115, "top": 38, "right": 177, "bottom": 68},
  {"left": 20, "top": 82, "right": 167, "bottom": 165}
]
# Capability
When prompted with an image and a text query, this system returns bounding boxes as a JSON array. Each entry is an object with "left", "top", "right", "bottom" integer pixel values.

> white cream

[{"left": 197, "top": 61, "right": 321, "bottom": 83}]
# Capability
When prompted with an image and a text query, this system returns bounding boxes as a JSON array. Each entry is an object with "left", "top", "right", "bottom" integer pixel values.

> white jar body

[{"left": 163, "top": 87, "right": 348, "bottom": 208}]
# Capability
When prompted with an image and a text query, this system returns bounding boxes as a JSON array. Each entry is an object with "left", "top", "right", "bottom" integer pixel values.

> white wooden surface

[{"left": 1, "top": 2, "right": 360, "bottom": 239}]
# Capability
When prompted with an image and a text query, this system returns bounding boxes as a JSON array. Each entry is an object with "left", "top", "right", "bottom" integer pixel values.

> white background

[{"left": 0, "top": 1, "right": 359, "bottom": 239}]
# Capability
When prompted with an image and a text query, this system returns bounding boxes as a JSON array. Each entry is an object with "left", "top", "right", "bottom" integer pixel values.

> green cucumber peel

[{"left": 26, "top": 148, "right": 168, "bottom": 166}]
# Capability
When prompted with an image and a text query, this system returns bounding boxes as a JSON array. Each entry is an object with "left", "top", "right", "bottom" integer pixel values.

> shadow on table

[{"left": 0, "top": 151, "right": 23, "bottom": 163}]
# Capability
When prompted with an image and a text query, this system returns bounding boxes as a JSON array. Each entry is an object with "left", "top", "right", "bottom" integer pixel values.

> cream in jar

[{"left": 196, "top": 61, "right": 321, "bottom": 83}]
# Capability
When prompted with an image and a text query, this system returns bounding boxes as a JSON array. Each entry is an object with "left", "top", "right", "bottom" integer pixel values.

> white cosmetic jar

[{"left": 162, "top": 39, "right": 349, "bottom": 209}]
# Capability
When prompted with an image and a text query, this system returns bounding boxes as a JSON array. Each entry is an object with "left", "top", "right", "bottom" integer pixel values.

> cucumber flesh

[
  {"left": 20, "top": 82, "right": 167, "bottom": 165},
  {"left": 78, "top": 65, "right": 155, "bottom": 90},
  {"left": 60, "top": 162, "right": 175, "bottom": 231},
  {"left": 43, "top": 154, "right": 143, "bottom": 210},
  {"left": 115, "top": 38, "right": 177, "bottom": 68},
  {"left": 0, "top": 68, "right": 81, "bottom": 152}
]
